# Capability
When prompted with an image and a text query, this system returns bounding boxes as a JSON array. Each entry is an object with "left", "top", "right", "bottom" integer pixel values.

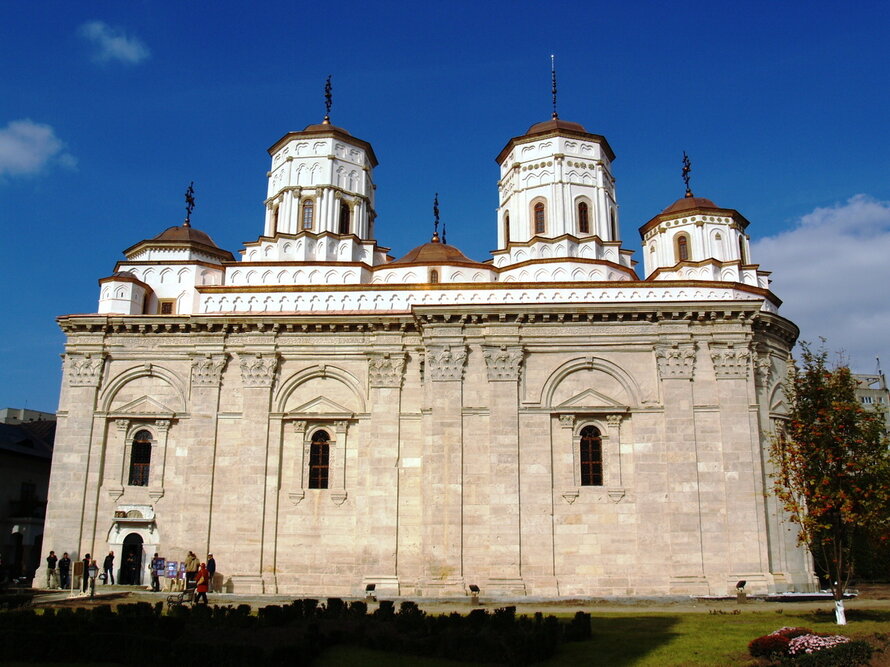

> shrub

[
  {"left": 749, "top": 633, "right": 791, "bottom": 658},
  {"left": 787, "top": 633, "right": 850, "bottom": 655},
  {"left": 782, "top": 640, "right": 873, "bottom": 667}
]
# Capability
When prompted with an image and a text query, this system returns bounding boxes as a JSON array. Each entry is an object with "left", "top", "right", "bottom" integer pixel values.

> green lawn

[{"left": 315, "top": 608, "right": 890, "bottom": 666}]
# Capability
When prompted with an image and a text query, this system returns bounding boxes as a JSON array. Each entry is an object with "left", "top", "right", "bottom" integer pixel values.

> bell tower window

[
  {"left": 339, "top": 202, "right": 351, "bottom": 235},
  {"left": 676, "top": 234, "right": 690, "bottom": 262},
  {"left": 579, "top": 426, "right": 603, "bottom": 486},
  {"left": 430, "top": 269, "right": 439, "bottom": 284},
  {"left": 302, "top": 200, "right": 314, "bottom": 230},
  {"left": 533, "top": 202, "right": 546, "bottom": 235},
  {"left": 504, "top": 213, "right": 510, "bottom": 244},
  {"left": 271, "top": 206, "right": 279, "bottom": 234},
  {"left": 308, "top": 430, "right": 330, "bottom": 489},
  {"left": 578, "top": 202, "right": 590, "bottom": 234},
  {"left": 128, "top": 430, "right": 153, "bottom": 487},
  {"left": 739, "top": 235, "right": 747, "bottom": 263}
]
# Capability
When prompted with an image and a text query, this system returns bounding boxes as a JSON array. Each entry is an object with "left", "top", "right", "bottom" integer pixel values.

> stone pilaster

[
  {"left": 148, "top": 419, "right": 170, "bottom": 500},
  {"left": 656, "top": 341, "right": 708, "bottom": 593},
  {"left": 362, "top": 352, "right": 405, "bottom": 594},
  {"left": 423, "top": 343, "right": 466, "bottom": 591},
  {"left": 482, "top": 345, "right": 524, "bottom": 593}
]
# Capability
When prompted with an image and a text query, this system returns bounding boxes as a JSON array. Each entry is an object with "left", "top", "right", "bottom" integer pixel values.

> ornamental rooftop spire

[
  {"left": 183, "top": 181, "right": 195, "bottom": 227},
  {"left": 682, "top": 151, "right": 693, "bottom": 198},
  {"left": 431, "top": 192, "right": 440, "bottom": 243},
  {"left": 323, "top": 75, "right": 332, "bottom": 124},
  {"left": 550, "top": 54, "right": 558, "bottom": 120}
]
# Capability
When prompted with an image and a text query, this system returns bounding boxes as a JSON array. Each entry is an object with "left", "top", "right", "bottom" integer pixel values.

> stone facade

[{"left": 40, "top": 111, "right": 813, "bottom": 597}]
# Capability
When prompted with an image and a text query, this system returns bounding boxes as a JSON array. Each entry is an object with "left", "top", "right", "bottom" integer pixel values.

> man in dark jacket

[
  {"left": 103, "top": 551, "right": 115, "bottom": 585},
  {"left": 58, "top": 553, "right": 71, "bottom": 590},
  {"left": 206, "top": 554, "right": 216, "bottom": 593},
  {"left": 81, "top": 554, "right": 91, "bottom": 592},
  {"left": 45, "top": 551, "right": 58, "bottom": 589}
]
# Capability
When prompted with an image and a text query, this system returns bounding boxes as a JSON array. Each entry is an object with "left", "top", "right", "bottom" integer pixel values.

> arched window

[
  {"left": 578, "top": 202, "right": 589, "bottom": 234},
  {"left": 308, "top": 430, "right": 330, "bottom": 489},
  {"left": 302, "top": 200, "right": 314, "bottom": 230},
  {"left": 579, "top": 426, "right": 603, "bottom": 486},
  {"left": 271, "top": 206, "right": 279, "bottom": 233},
  {"left": 610, "top": 209, "right": 618, "bottom": 239},
  {"left": 738, "top": 235, "right": 747, "bottom": 263},
  {"left": 338, "top": 202, "right": 350, "bottom": 235},
  {"left": 676, "top": 234, "right": 690, "bottom": 262},
  {"left": 128, "top": 430, "right": 152, "bottom": 487},
  {"left": 504, "top": 213, "right": 510, "bottom": 244},
  {"left": 534, "top": 202, "right": 545, "bottom": 234},
  {"left": 430, "top": 269, "right": 439, "bottom": 284}
]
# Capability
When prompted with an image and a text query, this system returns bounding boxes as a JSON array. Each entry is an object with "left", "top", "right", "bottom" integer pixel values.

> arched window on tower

[
  {"left": 739, "top": 235, "right": 747, "bottom": 264},
  {"left": 504, "top": 213, "right": 510, "bottom": 244},
  {"left": 302, "top": 200, "right": 314, "bottom": 230},
  {"left": 579, "top": 425, "right": 603, "bottom": 486},
  {"left": 271, "top": 206, "right": 279, "bottom": 234},
  {"left": 308, "top": 430, "right": 330, "bottom": 489},
  {"left": 534, "top": 202, "right": 546, "bottom": 235},
  {"left": 339, "top": 202, "right": 350, "bottom": 235},
  {"left": 610, "top": 209, "right": 618, "bottom": 239},
  {"left": 430, "top": 269, "right": 439, "bottom": 284},
  {"left": 128, "top": 430, "right": 152, "bottom": 487},
  {"left": 578, "top": 202, "right": 590, "bottom": 234},
  {"left": 676, "top": 233, "right": 690, "bottom": 263}
]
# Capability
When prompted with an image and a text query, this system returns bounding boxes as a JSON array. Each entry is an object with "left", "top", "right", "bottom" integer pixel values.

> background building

[{"left": 39, "top": 107, "right": 812, "bottom": 597}]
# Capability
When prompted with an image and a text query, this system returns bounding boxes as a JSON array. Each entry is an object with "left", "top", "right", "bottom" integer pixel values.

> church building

[{"left": 40, "top": 99, "right": 812, "bottom": 597}]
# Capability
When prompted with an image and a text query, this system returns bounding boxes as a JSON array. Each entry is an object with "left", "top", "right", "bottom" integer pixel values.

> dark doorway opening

[{"left": 121, "top": 533, "right": 143, "bottom": 585}]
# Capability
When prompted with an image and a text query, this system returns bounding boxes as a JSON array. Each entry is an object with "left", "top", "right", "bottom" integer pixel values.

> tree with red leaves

[{"left": 770, "top": 343, "right": 890, "bottom": 625}]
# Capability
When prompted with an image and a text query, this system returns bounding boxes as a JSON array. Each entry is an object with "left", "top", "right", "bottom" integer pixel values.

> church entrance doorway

[{"left": 121, "top": 533, "right": 143, "bottom": 585}]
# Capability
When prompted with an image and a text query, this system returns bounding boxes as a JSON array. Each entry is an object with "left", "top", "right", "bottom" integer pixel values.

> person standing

[
  {"left": 81, "top": 554, "right": 91, "bottom": 593},
  {"left": 45, "top": 551, "right": 58, "bottom": 589},
  {"left": 58, "top": 553, "right": 71, "bottom": 590},
  {"left": 102, "top": 551, "right": 115, "bottom": 585},
  {"left": 184, "top": 551, "right": 198, "bottom": 585},
  {"left": 150, "top": 553, "right": 162, "bottom": 592},
  {"left": 87, "top": 559, "right": 98, "bottom": 597},
  {"left": 206, "top": 554, "right": 216, "bottom": 593},
  {"left": 194, "top": 562, "right": 210, "bottom": 605}
]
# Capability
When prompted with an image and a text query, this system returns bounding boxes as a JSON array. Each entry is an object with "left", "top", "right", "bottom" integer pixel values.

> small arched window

[
  {"left": 534, "top": 202, "right": 545, "bottom": 234},
  {"left": 676, "top": 234, "right": 689, "bottom": 262},
  {"left": 739, "top": 235, "right": 747, "bottom": 264},
  {"left": 430, "top": 269, "right": 439, "bottom": 284},
  {"left": 578, "top": 202, "right": 589, "bottom": 234},
  {"left": 302, "top": 200, "right": 314, "bottom": 230},
  {"left": 308, "top": 430, "right": 330, "bottom": 489},
  {"left": 610, "top": 209, "right": 618, "bottom": 239},
  {"left": 271, "top": 206, "right": 279, "bottom": 233},
  {"left": 128, "top": 430, "right": 152, "bottom": 487},
  {"left": 504, "top": 213, "right": 511, "bottom": 244},
  {"left": 579, "top": 426, "right": 603, "bottom": 486},
  {"left": 338, "top": 202, "right": 351, "bottom": 235}
]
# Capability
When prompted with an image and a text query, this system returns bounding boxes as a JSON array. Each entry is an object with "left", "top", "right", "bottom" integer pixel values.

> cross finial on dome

[
  {"left": 431, "top": 192, "right": 441, "bottom": 242},
  {"left": 551, "top": 54, "right": 558, "bottom": 120},
  {"left": 682, "top": 151, "right": 693, "bottom": 198},
  {"left": 323, "top": 75, "right": 332, "bottom": 124},
  {"left": 183, "top": 181, "right": 195, "bottom": 227}
]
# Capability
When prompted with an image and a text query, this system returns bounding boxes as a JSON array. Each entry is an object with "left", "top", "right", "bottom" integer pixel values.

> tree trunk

[{"left": 834, "top": 599, "right": 847, "bottom": 625}]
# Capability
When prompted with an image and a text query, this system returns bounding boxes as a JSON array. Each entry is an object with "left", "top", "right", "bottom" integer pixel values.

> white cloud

[
  {"left": 0, "top": 119, "right": 76, "bottom": 177},
  {"left": 752, "top": 194, "right": 890, "bottom": 372},
  {"left": 79, "top": 21, "right": 150, "bottom": 65}
]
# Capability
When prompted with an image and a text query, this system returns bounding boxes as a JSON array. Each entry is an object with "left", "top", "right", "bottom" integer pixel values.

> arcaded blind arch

[
  {"left": 579, "top": 425, "right": 603, "bottom": 486},
  {"left": 128, "top": 429, "right": 153, "bottom": 487},
  {"left": 308, "top": 429, "right": 330, "bottom": 489}
]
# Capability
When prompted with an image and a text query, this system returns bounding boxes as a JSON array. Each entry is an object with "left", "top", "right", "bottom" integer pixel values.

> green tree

[{"left": 770, "top": 343, "right": 890, "bottom": 624}]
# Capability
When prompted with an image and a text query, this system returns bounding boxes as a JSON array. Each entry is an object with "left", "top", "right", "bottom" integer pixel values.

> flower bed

[{"left": 748, "top": 626, "right": 872, "bottom": 666}]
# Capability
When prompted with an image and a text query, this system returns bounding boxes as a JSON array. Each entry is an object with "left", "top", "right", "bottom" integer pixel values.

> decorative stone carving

[
  {"left": 755, "top": 352, "right": 773, "bottom": 386},
  {"left": 115, "top": 419, "right": 130, "bottom": 433},
  {"left": 154, "top": 419, "right": 171, "bottom": 433},
  {"left": 607, "top": 488, "right": 626, "bottom": 503},
  {"left": 605, "top": 414, "right": 623, "bottom": 428},
  {"left": 239, "top": 354, "right": 278, "bottom": 388},
  {"left": 333, "top": 420, "right": 348, "bottom": 434},
  {"left": 191, "top": 354, "right": 227, "bottom": 387},
  {"left": 562, "top": 490, "right": 579, "bottom": 504},
  {"left": 710, "top": 344, "right": 751, "bottom": 379},
  {"left": 425, "top": 345, "right": 467, "bottom": 382},
  {"left": 67, "top": 354, "right": 105, "bottom": 387},
  {"left": 367, "top": 352, "right": 406, "bottom": 388},
  {"left": 288, "top": 491, "right": 305, "bottom": 505},
  {"left": 655, "top": 343, "right": 696, "bottom": 379},
  {"left": 291, "top": 420, "right": 307, "bottom": 434},
  {"left": 330, "top": 491, "right": 348, "bottom": 506},
  {"left": 482, "top": 345, "right": 524, "bottom": 382},
  {"left": 558, "top": 414, "right": 575, "bottom": 429}
]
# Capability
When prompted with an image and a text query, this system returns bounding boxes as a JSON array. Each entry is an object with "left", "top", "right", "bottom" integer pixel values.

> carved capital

[
  {"left": 239, "top": 354, "right": 278, "bottom": 388},
  {"left": 425, "top": 345, "right": 467, "bottom": 382},
  {"left": 606, "top": 414, "right": 623, "bottom": 428},
  {"left": 154, "top": 419, "right": 171, "bottom": 433},
  {"left": 333, "top": 420, "right": 348, "bottom": 434},
  {"left": 655, "top": 343, "right": 696, "bottom": 380},
  {"left": 558, "top": 414, "right": 575, "bottom": 429},
  {"left": 67, "top": 354, "right": 105, "bottom": 387},
  {"left": 710, "top": 343, "right": 751, "bottom": 379},
  {"left": 482, "top": 345, "right": 523, "bottom": 382},
  {"left": 291, "top": 420, "right": 307, "bottom": 434},
  {"left": 115, "top": 419, "right": 130, "bottom": 433},
  {"left": 367, "top": 352, "right": 406, "bottom": 388},
  {"left": 191, "top": 354, "right": 227, "bottom": 387}
]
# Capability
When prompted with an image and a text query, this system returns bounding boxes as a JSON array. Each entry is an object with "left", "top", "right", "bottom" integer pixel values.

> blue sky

[{"left": 3, "top": 1, "right": 890, "bottom": 411}]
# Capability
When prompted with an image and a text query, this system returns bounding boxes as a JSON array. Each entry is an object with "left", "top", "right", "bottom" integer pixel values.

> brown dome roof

[
  {"left": 526, "top": 118, "right": 589, "bottom": 135},
  {"left": 302, "top": 121, "right": 351, "bottom": 135},
  {"left": 662, "top": 195, "right": 719, "bottom": 214},
  {"left": 153, "top": 225, "right": 219, "bottom": 247},
  {"left": 390, "top": 239, "right": 482, "bottom": 266}
]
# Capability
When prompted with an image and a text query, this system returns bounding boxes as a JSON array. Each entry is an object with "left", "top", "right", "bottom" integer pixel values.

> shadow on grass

[
  {"left": 795, "top": 608, "right": 890, "bottom": 625},
  {"left": 547, "top": 615, "right": 681, "bottom": 666}
]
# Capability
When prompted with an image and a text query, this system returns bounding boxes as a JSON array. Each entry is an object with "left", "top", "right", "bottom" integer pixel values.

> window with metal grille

[
  {"left": 534, "top": 202, "right": 545, "bottom": 234},
  {"left": 339, "top": 203, "right": 350, "bottom": 234},
  {"left": 128, "top": 430, "right": 152, "bottom": 486},
  {"left": 302, "top": 200, "right": 314, "bottom": 229},
  {"left": 308, "top": 430, "right": 330, "bottom": 489},
  {"left": 578, "top": 202, "right": 589, "bottom": 234},
  {"left": 579, "top": 425, "right": 603, "bottom": 486}
]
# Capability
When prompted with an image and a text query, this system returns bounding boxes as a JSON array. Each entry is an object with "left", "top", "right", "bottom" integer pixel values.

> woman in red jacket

[{"left": 195, "top": 563, "right": 210, "bottom": 605}]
